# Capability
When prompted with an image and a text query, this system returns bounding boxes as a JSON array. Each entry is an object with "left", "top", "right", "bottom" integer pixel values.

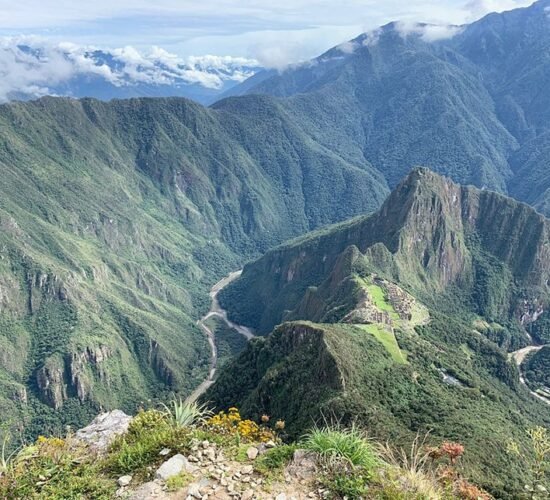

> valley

[
  {"left": 2, "top": 1, "right": 550, "bottom": 496},
  {"left": 188, "top": 270, "right": 255, "bottom": 403}
]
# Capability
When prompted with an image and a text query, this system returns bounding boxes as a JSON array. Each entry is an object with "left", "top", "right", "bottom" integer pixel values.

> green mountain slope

[
  {"left": 229, "top": 0, "right": 550, "bottom": 215},
  {"left": 0, "top": 96, "right": 387, "bottom": 436},
  {"left": 211, "top": 169, "right": 550, "bottom": 496}
]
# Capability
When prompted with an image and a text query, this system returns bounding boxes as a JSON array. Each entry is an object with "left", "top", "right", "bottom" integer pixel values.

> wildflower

[
  {"left": 440, "top": 442, "right": 464, "bottom": 464},
  {"left": 275, "top": 420, "right": 285, "bottom": 431},
  {"left": 261, "top": 414, "right": 270, "bottom": 423}
]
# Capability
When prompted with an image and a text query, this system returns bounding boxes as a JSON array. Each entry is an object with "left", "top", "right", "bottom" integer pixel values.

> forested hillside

[
  {"left": 229, "top": 0, "right": 550, "bottom": 215},
  {"left": 0, "top": 96, "right": 386, "bottom": 437},
  {"left": 210, "top": 169, "right": 550, "bottom": 496}
]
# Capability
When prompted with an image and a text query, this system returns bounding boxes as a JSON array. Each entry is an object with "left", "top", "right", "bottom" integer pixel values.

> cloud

[
  {"left": 337, "top": 40, "right": 359, "bottom": 54},
  {"left": 0, "top": 1, "right": 536, "bottom": 75},
  {"left": 394, "top": 21, "right": 463, "bottom": 42},
  {"left": 0, "top": 37, "right": 260, "bottom": 101}
]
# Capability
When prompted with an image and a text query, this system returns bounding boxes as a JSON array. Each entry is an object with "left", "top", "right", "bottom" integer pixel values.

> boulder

[
  {"left": 156, "top": 453, "right": 197, "bottom": 480},
  {"left": 75, "top": 410, "right": 132, "bottom": 452}
]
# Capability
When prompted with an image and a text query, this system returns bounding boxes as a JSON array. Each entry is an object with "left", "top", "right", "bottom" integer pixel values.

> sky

[{"left": 0, "top": 0, "right": 535, "bottom": 65}]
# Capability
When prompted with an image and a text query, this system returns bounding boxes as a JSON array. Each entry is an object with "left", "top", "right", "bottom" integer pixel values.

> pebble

[
  {"left": 117, "top": 475, "right": 132, "bottom": 487},
  {"left": 246, "top": 446, "right": 259, "bottom": 460}
]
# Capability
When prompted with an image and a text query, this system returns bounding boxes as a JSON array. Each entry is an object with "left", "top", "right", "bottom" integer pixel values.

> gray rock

[
  {"left": 242, "top": 489, "right": 254, "bottom": 500},
  {"left": 155, "top": 453, "right": 193, "bottom": 480},
  {"left": 246, "top": 446, "right": 259, "bottom": 460},
  {"left": 75, "top": 410, "right": 132, "bottom": 452},
  {"left": 117, "top": 475, "right": 132, "bottom": 487},
  {"left": 286, "top": 449, "right": 317, "bottom": 480},
  {"left": 241, "top": 465, "right": 254, "bottom": 475},
  {"left": 187, "top": 482, "right": 202, "bottom": 499},
  {"left": 275, "top": 494, "right": 287, "bottom": 500}
]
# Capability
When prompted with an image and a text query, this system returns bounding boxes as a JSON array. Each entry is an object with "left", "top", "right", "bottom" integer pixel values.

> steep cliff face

[
  {"left": 209, "top": 171, "right": 550, "bottom": 496},
  {"left": 221, "top": 169, "right": 550, "bottom": 336}
]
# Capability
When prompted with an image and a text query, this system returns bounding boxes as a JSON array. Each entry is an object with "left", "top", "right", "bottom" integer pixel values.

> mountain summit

[
  {"left": 220, "top": 168, "right": 550, "bottom": 336},
  {"left": 210, "top": 169, "right": 550, "bottom": 495}
]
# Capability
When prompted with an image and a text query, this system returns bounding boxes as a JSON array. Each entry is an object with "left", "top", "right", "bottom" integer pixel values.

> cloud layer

[{"left": 0, "top": 38, "right": 260, "bottom": 101}]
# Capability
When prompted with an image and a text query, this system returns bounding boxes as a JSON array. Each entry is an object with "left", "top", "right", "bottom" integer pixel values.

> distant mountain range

[
  {"left": 1, "top": 5, "right": 550, "bottom": 492},
  {"left": 230, "top": 0, "right": 550, "bottom": 216},
  {"left": 0, "top": 40, "right": 261, "bottom": 104}
]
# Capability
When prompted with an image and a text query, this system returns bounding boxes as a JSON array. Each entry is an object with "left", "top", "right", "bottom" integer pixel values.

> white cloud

[
  {"left": 0, "top": 1, "right": 536, "bottom": 77},
  {"left": 0, "top": 37, "right": 260, "bottom": 101},
  {"left": 337, "top": 40, "right": 359, "bottom": 54},
  {"left": 394, "top": 21, "right": 463, "bottom": 42},
  {"left": 463, "top": 0, "right": 534, "bottom": 22}
]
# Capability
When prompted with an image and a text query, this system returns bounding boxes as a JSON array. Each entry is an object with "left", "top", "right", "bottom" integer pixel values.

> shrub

[
  {"left": 302, "top": 425, "right": 379, "bottom": 470},
  {"left": 105, "top": 412, "right": 191, "bottom": 476},
  {"left": 255, "top": 444, "right": 297, "bottom": 475},
  {"left": 206, "top": 407, "right": 277, "bottom": 443},
  {"left": 507, "top": 426, "right": 550, "bottom": 496},
  {"left": 161, "top": 399, "right": 213, "bottom": 428},
  {"left": 128, "top": 409, "right": 167, "bottom": 435},
  {"left": 0, "top": 436, "right": 115, "bottom": 499},
  {"left": 320, "top": 470, "right": 370, "bottom": 499}
]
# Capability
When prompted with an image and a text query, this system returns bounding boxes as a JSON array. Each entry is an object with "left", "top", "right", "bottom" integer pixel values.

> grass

[
  {"left": 166, "top": 471, "right": 193, "bottom": 491},
  {"left": 359, "top": 324, "right": 408, "bottom": 364},
  {"left": 104, "top": 410, "right": 192, "bottom": 477},
  {"left": 302, "top": 426, "right": 379, "bottom": 470},
  {"left": 366, "top": 283, "right": 400, "bottom": 321}
]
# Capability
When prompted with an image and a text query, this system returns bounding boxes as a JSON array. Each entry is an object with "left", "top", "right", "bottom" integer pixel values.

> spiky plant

[{"left": 161, "top": 399, "right": 212, "bottom": 428}]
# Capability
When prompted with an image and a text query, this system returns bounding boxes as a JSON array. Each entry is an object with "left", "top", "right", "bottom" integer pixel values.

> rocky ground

[{"left": 76, "top": 412, "right": 322, "bottom": 500}]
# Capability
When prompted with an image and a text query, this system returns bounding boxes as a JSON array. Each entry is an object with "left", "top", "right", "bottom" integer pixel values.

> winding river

[{"left": 186, "top": 270, "right": 255, "bottom": 403}]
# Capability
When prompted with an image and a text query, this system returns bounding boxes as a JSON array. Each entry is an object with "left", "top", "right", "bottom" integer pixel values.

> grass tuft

[{"left": 302, "top": 425, "right": 379, "bottom": 470}]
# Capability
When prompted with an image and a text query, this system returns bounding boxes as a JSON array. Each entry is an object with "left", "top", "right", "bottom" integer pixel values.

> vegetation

[
  {"left": 507, "top": 426, "right": 550, "bottom": 497},
  {"left": 0, "top": 405, "right": 498, "bottom": 500},
  {"left": 205, "top": 407, "right": 278, "bottom": 443},
  {"left": 161, "top": 399, "right": 212, "bottom": 428},
  {"left": 303, "top": 426, "right": 379, "bottom": 470},
  {"left": 0, "top": 93, "right": 387, "bottom": 437},
  {"left": 207, "top": 169, "right": 550, "bottom": 498}
]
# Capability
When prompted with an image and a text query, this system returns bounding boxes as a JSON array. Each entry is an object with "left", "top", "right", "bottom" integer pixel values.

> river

[{"left": 186, "top": 270, "right": 255, "bottom": 403}]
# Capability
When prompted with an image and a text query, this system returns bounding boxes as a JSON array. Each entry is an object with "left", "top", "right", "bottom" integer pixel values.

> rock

[
  {"left": 246, "top": 446, "right": 259, "bottom": 460},
  {"left": 187, "top": 482, "right": 202, "bottom": 499},
  {"left": 286, "top": 449, "right": 317, "bottom": 480},
  {"left": 242, "top": 489, "right": 254, "bottom": 500},
  {"left": 117, "top": 475, "right": 132, "bottom": 487},
  {"left": 75, "top": 410, "right": 132, "bottom": 452},
  {"left": 265, "top": 440, "right": 277, "bottom": 448},
  {"left": 156, "top": 454, "right": 191, "bottom": 480},
  {"left": 159, "top": 448, "right": 171, "bottom": 456},
  {"left": 275, "top": 494, "right": 287, "bottom": 500},
  {"left": 241, "top": 465, "right": 254, "bottom": 475},
  {"left": 205, "top": 448, "right": 216, "bottom": 461}
]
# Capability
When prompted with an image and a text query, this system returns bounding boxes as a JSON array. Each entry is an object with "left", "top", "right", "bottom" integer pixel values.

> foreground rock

[
  {"left": 156, "top": 454, "right": 197, "bottom": 480},
  {"left": 74, "top": 410, "right": 132, "bottom": 452}
]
